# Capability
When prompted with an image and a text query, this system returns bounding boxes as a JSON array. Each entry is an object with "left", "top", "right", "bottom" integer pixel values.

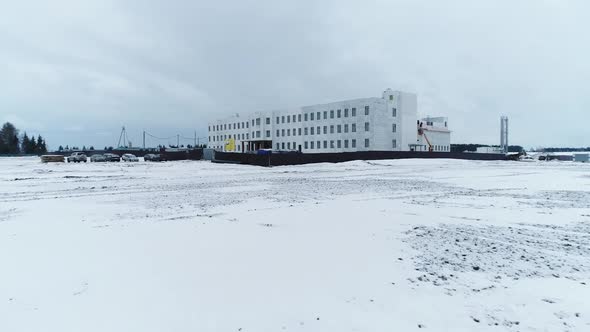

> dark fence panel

[{"left": 214, "top": 151, "right": 508, "bottom": 167}]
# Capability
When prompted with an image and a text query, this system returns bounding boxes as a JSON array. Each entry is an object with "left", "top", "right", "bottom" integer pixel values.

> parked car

[
  {"left": 103, "top": 153, "right": 121, "bottom": 162},
  {"left": 122, "top": 153, "right": 139, "bottom": 162},
  {"left": 68, "top": 152, "right": 87, "bottom": 163},
  {"left": 144, "top": 153, "right": 164, "bottom": 162},
  {"left": 90, "top": 154, "right": 107, "bottom": 162}
]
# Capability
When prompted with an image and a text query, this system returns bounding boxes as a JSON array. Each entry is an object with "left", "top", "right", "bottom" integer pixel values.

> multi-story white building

[{"left": 208, "top": 89, "right": 450, "bottom": 153}]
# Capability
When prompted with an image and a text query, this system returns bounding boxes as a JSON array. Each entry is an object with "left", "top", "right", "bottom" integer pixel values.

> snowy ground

[{"left": 1, "top": 157, "right": 589, "bottom": 332}]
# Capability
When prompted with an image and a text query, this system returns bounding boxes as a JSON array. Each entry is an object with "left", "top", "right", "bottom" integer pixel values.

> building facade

[{"left": 208, "top": 89, "right": 450, "bottom": 153}]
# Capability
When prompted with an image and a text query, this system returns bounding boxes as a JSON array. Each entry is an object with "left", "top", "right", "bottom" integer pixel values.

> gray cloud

[{"left": 1, "top": 0, "right": 589, "bottom": 149}]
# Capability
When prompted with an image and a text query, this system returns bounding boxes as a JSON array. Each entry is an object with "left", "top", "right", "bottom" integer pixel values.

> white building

[{"left": 208, "top": 89, "right": 451, "bottom": 153}]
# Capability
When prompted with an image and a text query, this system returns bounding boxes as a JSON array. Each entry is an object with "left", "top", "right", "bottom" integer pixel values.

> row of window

[
  {"left": 276, "top": 106, "right": 369, "bottom": 125},
  {"left": 209, "top": 106, "right": 398, "bottom": 133},
  {"left": 275, "top": 123, "right": 369, "bottom": 137},
  {"left": 209, "top": 121, "right": 400, "bottom": 142},
  {"left": 277, "top": 139, "right": 371, "bottom": 150}
]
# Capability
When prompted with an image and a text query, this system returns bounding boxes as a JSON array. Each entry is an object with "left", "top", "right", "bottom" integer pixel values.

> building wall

[{"left": 208, "top": 89, "right": 448, "bottom": 153}]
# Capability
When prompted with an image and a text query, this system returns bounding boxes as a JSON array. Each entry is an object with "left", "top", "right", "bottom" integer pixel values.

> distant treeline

[
  {"left": 0, "top": 122, "right": 48, "bottom": 155},
  {"left": 56, "top": 144, "right": 207, "bottom": 152},
  {"left": 451, "top": 144, "right": 524, "bottom": 153},
  {"left": 537, "top": 147, "right": 590, "bottom": 152}
]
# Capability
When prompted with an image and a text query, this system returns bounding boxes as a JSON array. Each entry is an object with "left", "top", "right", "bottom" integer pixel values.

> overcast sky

[{"left": 1, "top": 0, "right": 588, "bottom": 149}]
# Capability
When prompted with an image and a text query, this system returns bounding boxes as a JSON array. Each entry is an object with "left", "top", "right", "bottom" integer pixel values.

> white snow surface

[{"left": 1, "top": 157, "right": 589, "bottom": 332}]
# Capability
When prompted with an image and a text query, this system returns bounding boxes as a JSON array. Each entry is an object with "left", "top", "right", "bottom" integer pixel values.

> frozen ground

[{"left": 0, "top": 157, "right": 589, "bottom": 332}]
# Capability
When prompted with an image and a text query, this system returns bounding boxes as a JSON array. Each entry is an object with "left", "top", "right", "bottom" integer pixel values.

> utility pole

[
  {"left": 177, "top": 134, "right": 180, "bottom": 148},
  {"left": 143, "top": 131, "right": 146, "bottom": 149},
  {"left": 194, "top": 131, "right": 197, "bottom": 147}
]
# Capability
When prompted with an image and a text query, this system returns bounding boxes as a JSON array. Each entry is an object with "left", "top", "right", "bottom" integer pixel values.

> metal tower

[{"left": 500, "top": 116, "right": 509, "bottom": 153}]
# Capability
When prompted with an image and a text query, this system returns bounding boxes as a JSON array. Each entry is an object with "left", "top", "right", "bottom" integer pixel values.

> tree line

[
  {"left": 451, "top": 144, "right": 524, "bottom": 153},
  {"left": 0, "top": 122, "right": 48, "bottom": 155}
]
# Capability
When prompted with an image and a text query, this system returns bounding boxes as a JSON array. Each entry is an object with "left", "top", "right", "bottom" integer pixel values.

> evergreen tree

[
  {"left": 0, "top": 122, "right": 19, "bottom": 154},
  {"left": 30, "top": 136, "right": 37, "bottom": 154},
  {"left": 22, "top": 132, "right": 31, "bottom": 153},
  {"left": 58, "top": 145, "right": 64, "bottom": 151},
  {"left": 36, "top": 135, "right": 47, "bottom": 154}
]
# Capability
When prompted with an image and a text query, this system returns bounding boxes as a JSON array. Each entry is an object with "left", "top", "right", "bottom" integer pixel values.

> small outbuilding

[{"left": 574, "top": 153, "right": 589, "bottom": 163}]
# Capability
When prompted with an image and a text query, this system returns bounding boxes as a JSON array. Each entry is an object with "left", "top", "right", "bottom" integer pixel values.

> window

[
  {"left": 293, "top": 115, "right": 296, "bottom": 122},
  {"left": 344, "top": 140, "right": 349, "bottom": 148},
  {"left": 305, "top": 141, "right": 308, "bottom": 149},
  {"left": 317, "top": 127, "right": 320, "bottom": 135},
  {"left": 252, "top": 119, "right": 255, "bottom": 126},
  {"left": 292, "top": 128, "right": 296, "bottom": 136},
  {"left": 266, "top": 118, "right": 270, "bottom": 125},
  {"left": 364, "top": 106, "right": 369, "bottom": 115},
  {"left": 323, "top": 126, "right": 327, "bottom": 134},
  {"left": 352, "top": 108, "right": 357, "bottom": 116},
  {"left": 344, "top": 108, "right": 349, "bottom": 117},
  {"left": 256, "top": 131, "right": 261, "bottom": 138},
  {"left": 317, "top": 112, "right": 321, "bottom": 120},
  {"left": 365, "top": 138, "right": 370, "bottom": 148},
  {"left": 389, "top": 95, "right": 394, "bottom": 101},
  {"left": 352, "top": 123, "right": 356, "bottom": 132},
  {"left": 337, "top": 109, "right": 341, "bottom": 118},
  {"left": 330, "top": 110, "right": 334, "bottom": 118},
  {"left": 298, "top": 114, "right": 302, "bottom": 122},
  {"left": 287, "top": 129, "right": 291, "bottom": 136},
  {"left": 392, "top": 108, "right": 397, "bottom": 117},
  {"left": 251, "top": 132, "right": 254, "bottom": 138},
  {"left": 276, "top": 117, "right": 280, "bottom": 124},
  {"left": 337, "top": 140, "right": 341, "bottom": 148},
  {"left": 330, "top": 140, "right": 335, "bottom": 148},
  {"left": 365, "top": 122, "right": 370, "bottom": 131},
  {"left": 246, "top": 122, "right": 249, "bottom": 128},
  {"left": 287, "top": 142, "right": 291, "bottom": 149},
  {"left": 311, "top": 141, "right": 315, "bottom": 149},
  {"left": 337, "top": 125, "right": 342, "bottom": 133},
  {"left": 281, "top": 116, "right": 285, "bottom": 123},
  {"left": 323, "top": 141, "right": 327, "bottom": 148},
  {"left": 310, "top": 127, "right": 315, "bottom": 135},
  {"left": 266, "top": 130, "right": 270, "bottom": 137},
  {"left": 233, "top": 123, "right": 236, "bottom": 130},
  {"left": 224, "top": 124, "right": 227, "bottom": 130},
  {"left": 276, "top": 143, "right": 280, "bottom": 150},
  {"left": 330, "top": 125, "right": 334, "bottom": 134},
  {"left": 344, "top": 124, "right": 349, "bottom": 133},
  {"left": 293, "top": 142, "right": 296, "bottom": 150},
  {"left": 282, "top": 129, "right": 285, "bottom": 136},
  {"left": 304, "top": 113, "right": 308, "bottom": 121},
  {"left": 304, "top": 127, "right": 308, "bottom": 135},
  {"left": 298, "top": 128, "right": 302, "bottom": 135},
  {"left": 323, "top": 111, "right": 328, "bottom": 119},
  {"left": 445, "top": 121, "right": 447, "bottom": 127},
  {"left": 276, "top": 129, "right": 280, "bottom": 137},
  {"left": 392, "top": 124, "right": 396, "bottom": 133},
  {"left": 310, "top": 112, "right": 314, "bottom": 120},
  {"left": 392, "top": 139, "right": 397, "bottom": 148},
  {"left": 287, "top": 116, "right": 291, "bottom": 123}
]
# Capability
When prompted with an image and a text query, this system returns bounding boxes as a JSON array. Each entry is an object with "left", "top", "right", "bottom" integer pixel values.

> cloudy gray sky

[{"left": 1, "top": 0, "right": 589, "bottom": 149}]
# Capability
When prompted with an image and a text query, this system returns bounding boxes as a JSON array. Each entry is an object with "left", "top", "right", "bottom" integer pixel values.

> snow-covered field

[{"left": 1, "top": 157, "right": 589, "bottom": 332}]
